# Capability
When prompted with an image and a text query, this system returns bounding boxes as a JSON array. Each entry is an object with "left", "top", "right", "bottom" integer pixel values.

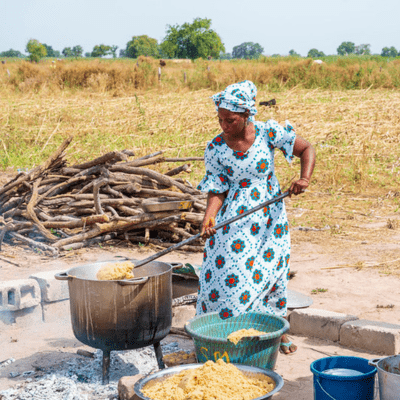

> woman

[{"left": 196, "top": 80, "right": 315, "bottom": 355}]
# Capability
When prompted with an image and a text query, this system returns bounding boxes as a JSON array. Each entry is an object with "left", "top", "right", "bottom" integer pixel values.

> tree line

[
  {"left": 305, "top": 42, "right": 400, "bottom": 59},
  {"left": 1, "top": 19, "right": 400, "bottom": 62}
]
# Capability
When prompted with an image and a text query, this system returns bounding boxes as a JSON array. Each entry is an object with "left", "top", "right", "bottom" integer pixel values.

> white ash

[
  {"left": 0, "top": 359, "right": 15, "bottom": 369},
  {"left": 0, "top": 342, "right": 181, "bottom": 400}
]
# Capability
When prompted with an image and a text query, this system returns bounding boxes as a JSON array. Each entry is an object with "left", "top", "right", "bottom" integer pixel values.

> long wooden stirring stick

[{"left": 132, "top": 191, "right": 290, "bottom": 270}]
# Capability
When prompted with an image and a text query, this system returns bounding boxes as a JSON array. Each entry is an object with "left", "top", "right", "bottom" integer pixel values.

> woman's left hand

[{"left": 289, "top": 178, "right": 309, "bottom": 196}]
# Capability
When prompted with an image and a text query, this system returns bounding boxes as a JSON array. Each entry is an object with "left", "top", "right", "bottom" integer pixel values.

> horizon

[{"left": 1, "top": 0, "right": 399, "bottom": 57}]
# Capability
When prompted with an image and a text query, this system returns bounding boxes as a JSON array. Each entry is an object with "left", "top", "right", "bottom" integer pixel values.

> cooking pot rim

[
  {"left": 63, "top": 259, "right": 173, "bottom": 282},
  {"left": 369, "top": 354, "right": 400, "bottom": 376}
]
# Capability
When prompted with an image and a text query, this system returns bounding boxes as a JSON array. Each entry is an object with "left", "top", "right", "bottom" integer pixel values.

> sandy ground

[{"left": 1, "top": 205, "right": 400, "bottom": 398}]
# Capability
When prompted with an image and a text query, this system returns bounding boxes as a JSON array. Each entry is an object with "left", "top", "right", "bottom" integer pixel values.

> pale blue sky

[{"left": 1, "top": 0, "right": 399, "bottom": 56}]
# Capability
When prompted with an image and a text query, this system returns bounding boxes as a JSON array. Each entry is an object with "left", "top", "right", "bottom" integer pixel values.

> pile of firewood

[{"left": 0, "top": 137, "right": 207, "bottom": 256}]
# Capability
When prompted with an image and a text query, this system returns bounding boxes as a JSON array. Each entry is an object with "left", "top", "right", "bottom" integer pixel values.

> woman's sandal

[{"left": 279, "top": 341, "right": 297, "bottom": 355}]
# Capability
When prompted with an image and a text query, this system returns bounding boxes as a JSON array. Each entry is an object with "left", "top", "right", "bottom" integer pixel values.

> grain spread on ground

[
  {"left": 163, "top": 351, "right": 197, "bottom": 367},
  {"left": 227, "top": 329, "right": 267, "bottom": 345},
  {"left": 96, "top": 261, "right": 135, "bottom": 280},
  {"left": 142, "top": 359, "right": 275, "bottom": 400}
]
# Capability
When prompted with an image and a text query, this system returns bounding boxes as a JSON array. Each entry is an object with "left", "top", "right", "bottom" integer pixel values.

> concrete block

[
  {"left": 289, "top": 308, "right": 358, "bottom": 342},
  {"left": 0, "top": 279, "right": 41, "bottom": 311},
  {"left": 118, "top": 374, "right": 143, "bottom": 400},
  {"left": 0, "top": 305, "right": 43, "bottom": 327},
  {"left": 42, "top": 299, "right": 71, "bottom": 323},
  {"left": 29, "top": 270, "right": 69, "bottom": 303},
  {"left": 172, "top": 304, "right": 196, "bottom": 329},
  {"left": 340, "top": 319, "right": 400, "bottom": 355}
]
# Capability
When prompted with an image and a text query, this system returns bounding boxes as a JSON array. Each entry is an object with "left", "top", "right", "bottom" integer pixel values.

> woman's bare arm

[
  {"left": 200, "top": 191, "right": 228, "bottom": 238},
  {"left": 289, "top": 136, "right": 316, "bottom": 196}
]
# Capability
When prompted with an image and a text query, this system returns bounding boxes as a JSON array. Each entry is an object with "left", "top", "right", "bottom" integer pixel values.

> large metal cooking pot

[
  {"left": 55, "top": 259, "right": 172, "bottom": 383},
  {"left": 369, "top": 355, "right": 400, "bottom": 400}
]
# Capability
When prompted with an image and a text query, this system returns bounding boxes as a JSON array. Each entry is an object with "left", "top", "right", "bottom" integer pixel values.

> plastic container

[
  {"left": 184, "top": 312, "right": 289, "bottom": 370},
  {"left": 310, "top": 356, "right": 377, "bottom": 400}
]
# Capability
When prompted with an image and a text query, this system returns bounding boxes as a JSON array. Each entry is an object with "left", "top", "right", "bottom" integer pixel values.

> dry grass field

[{"left": 1, "top": 59, "right": 400, "bottom": 273}]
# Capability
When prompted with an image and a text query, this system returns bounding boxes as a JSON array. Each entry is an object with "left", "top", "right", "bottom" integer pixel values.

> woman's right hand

[{"left": 200, "top": 217, "right": 216, "bottom": 238}]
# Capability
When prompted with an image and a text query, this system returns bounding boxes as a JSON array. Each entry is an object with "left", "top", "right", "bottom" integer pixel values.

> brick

[
  {"left": 118, "top": 374, "right": 143, "bottom": 400},
  {"left": 42, "top": 299, "right": 71, "bottom": 323},
  {"left": 29, "top": 270, "right": 69, "bottom": 303},
  {"left": 0, "top": 279, "right": 41, "bottom": 311},
  {"left": 0, "top": 305, "right": 43, "bottom": 328},
  {"left": 172, "top": 304, "right": 196, "bottom": 329},
  {"left": 340, "top": 319, "right": 400, "bottom": 355},
  {"left": 289, "top": 308, "right": 358, "bottom": 342}
]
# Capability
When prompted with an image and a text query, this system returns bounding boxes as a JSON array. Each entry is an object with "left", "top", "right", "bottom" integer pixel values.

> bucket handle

[
  {"left": 316, "top": 378, "right": 337, "bottom": 400},
  {"left": 368, "top": 358, "right": 382, "bottom": 367},
  {"left": 54, "top": 272, "right": 73, "bottom": 281},
  {"left": 318, "top": 372, "right": 379, "bottom": 400},
  {"left": 117, "top": 277, "right": 149, "bottom": 286}
]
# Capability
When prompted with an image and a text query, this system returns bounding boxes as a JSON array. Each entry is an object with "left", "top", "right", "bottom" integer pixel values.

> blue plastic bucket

[{"left": 310, "top": 356, "right": 377, "bottom": 400}]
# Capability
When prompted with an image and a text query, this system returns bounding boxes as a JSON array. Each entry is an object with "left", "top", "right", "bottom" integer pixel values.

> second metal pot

[{"left": 369, "top": 355, "right": 400, "bottom": 400}]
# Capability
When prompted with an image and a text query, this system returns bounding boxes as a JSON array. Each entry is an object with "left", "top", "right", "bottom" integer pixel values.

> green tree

[
  {"left": 161, "top": 17, "right": 225, "bottom": 60},
  {"left": 62, "top": 47, "right": 73, "bottom": 57},
  {"left": 71, "top": 45, "right": 83, "bottom": 57},
  {"left": 232, "top": 42, "right": 264, "bottom": 59},
  {"left": 219, "top": 52, "right": 232, "bottom": 60},
  {"left": 337, "top": 41, "right": 355, "bottom": 55},
  {"left": 125, "top": 35, "right": 159, "bottom": 58},
  {"left": 307, "top": 48, "right": 325, "bottom": 58},
  {"left": 42, "top": 44, "right": 60, "bottom": 57},
  {"left": 91, "top": 44, "right": 112, "bottom": 57},
  {"left": 381, "top": 46, "right": 398, "bottom": 57},
  {"left": 26, "top": 39, "right": 47, "bottom": 62},
  {"left": 110, "top": 45, "right": 118, "bottom": 58},
  {"left": 0, "top": 49, "right": 23, "bottom": 57},
  {"left": 354, "top": 44, "right": 371, "bottom": 55},
  {"left": 289, "top": 49, "right": 300, "bottom": 57},
  {"left": 84, "top": 52, "right": 92, "bottom": 57}
]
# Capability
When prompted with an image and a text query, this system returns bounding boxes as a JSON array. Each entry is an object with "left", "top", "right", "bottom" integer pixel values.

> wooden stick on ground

[
  {"left": 93, "top": 177, "right": 109, "bottom": 215},
  {"left": 164, "top": 157, "right": 204, "bottom": 162},
  {"left": 165, "top": 164, "right": 192, "bottom": 177},
  {"left": 169, "top": 327, "right": 191, "bottom": 338},
  {"left": 59, "top": 232, "right": 118, "bottom": 251},
  {"left": 124, "top": 154, "right": 165, "bottom": 168},
  {"left": 0, "top": 255, "right": 23, "bottom": 267},
  {"left": 71, "top": 151, "right": 128, "bottom": 170},
  {"left": 109, "top": 165, "right": 199, "bottom": 195},
  {"left": 26, "top": 178, "right": 58, "bottom": 241},
  {"left": 52, "top": 211, "right": 180, "bottom": 248},
  {"left": 9, "top": 232, "right": 58, "bottom": 256}
]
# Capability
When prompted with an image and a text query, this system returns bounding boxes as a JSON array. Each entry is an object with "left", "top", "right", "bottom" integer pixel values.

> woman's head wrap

[{"left": 211, "top": 80, "right": 258, "bottom": 123}]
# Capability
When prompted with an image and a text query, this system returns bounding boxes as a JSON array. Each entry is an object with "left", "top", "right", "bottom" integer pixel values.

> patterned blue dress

[{"left": 196, "top": 119, "right": 296, "bottom": 320}]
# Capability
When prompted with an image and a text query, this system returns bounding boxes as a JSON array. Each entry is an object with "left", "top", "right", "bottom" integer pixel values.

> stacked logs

[{"left": 0, "top": 137, "right": 207, "bottom": 256}]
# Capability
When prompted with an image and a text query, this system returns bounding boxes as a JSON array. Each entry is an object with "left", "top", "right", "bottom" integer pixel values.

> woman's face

[{"left": 218, "top": 108, "right": 247, "bottom": 136}]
